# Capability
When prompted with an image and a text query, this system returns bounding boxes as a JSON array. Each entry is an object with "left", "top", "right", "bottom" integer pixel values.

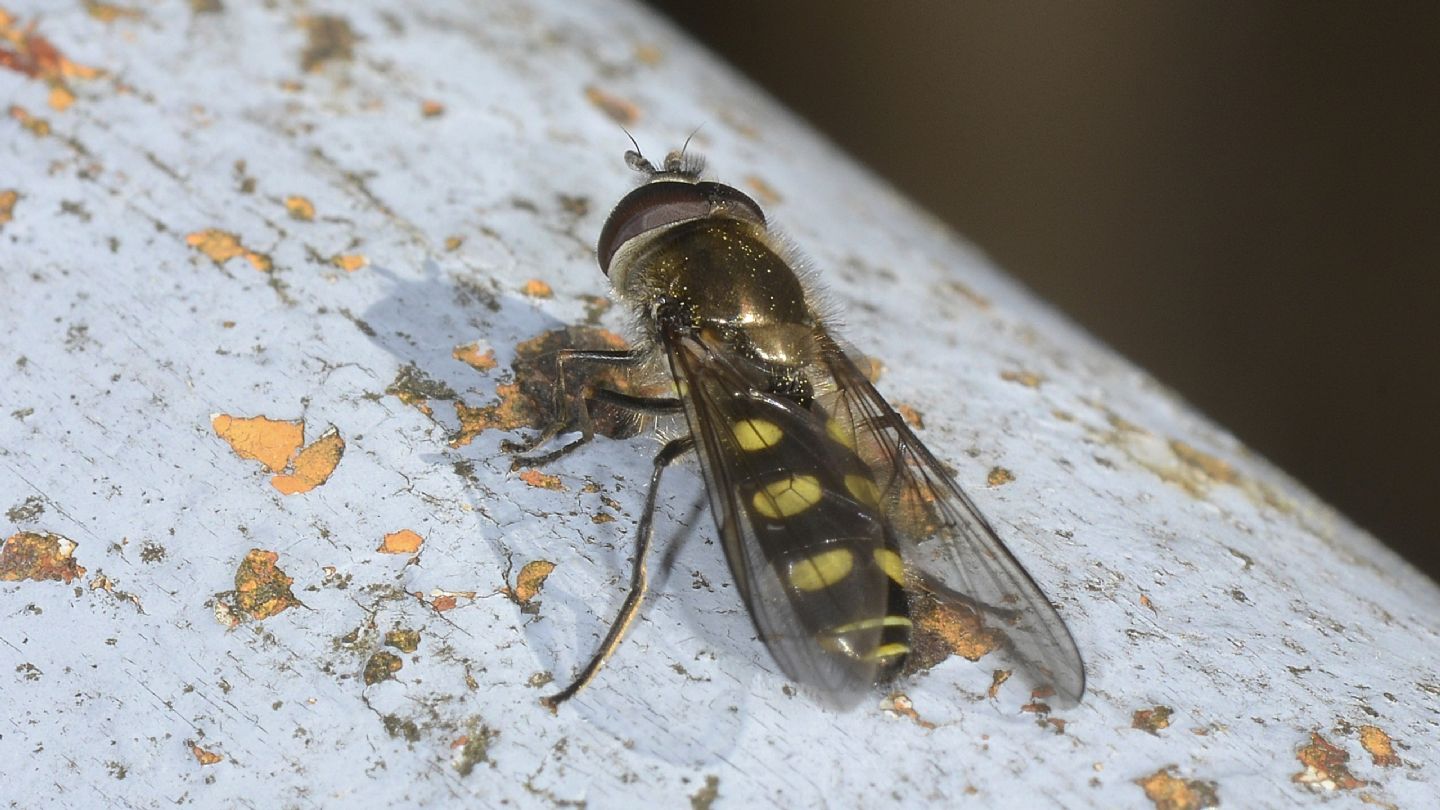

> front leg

[{"left": 504, "top": 348, "right": 681, "bottom": 467}]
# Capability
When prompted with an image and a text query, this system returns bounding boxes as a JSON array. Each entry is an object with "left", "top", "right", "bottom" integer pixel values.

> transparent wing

[
  {"left": 816, "top": 331, "right": 1087, "bottom": 706},
  {"left": 664, "top": 333, "right": 895, "bottom": 707}
]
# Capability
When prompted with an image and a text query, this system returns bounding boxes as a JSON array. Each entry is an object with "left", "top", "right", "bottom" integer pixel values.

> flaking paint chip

[
  {"left": 1134, "top": 766, "right": 1219, "bottom": 810},
  {"left": 223, "top": 548, "right": 303, "bottom": 622},
  {"left": 986, "top": 467, "right": 1015, "bottom": 487},
  {"left": 1358, "top": 725, "right": 1401, "bottom": 767},
  {"left": 378, "top": 529, "right": 423, "bottom": 555},
  {"left": 507, "top": 560, "right": 555, "bottom": 605},
  {"left": 1001, "top": 370, "right": 1043, "bottom": 388},
  {"left": 519, "top": 469, "right": 563, "bottom": 491},
  {"left": 9, "top": 104, "right": 50, "bottom": 136},
  {"left": 331, "top": 253, "right": 366, "bottom": 272},
  {"left": 189, "top": 742, "right": 223, "bottom": 766},
  {"left": 1132, "top": 706, "right": 1174, "bottom": 735},
  {"left": 453, "top": 342, "right": 497, "bottom": 372},
  {"left": 284, "top": 195, "right": 315, "bottom": 221},
  {"left": 271, "top": 427, "right": 345, "bottom": 494},
  {"left": 895, "top": 402, "right": 924, "bottom": 430},
  {"left": 0, "top": 531, "right": 86, "bottom": 583},
  {"left": 1294, "top": 732, "right": 1365, "bottom": 791},
  {"left": 0, "top": 11, "right": 105, "bottom": 110},
  {"left": 584, "top": 85, "right": 639, "bottom": 125},
  {"left": 0, "top": 189, "right": 17, "bottom": 229},
  {"left": 186, "top": 228, "right": 272, "bottom": 272},
  {"left": 521, "top": 278, "right": 553, "bottom": 298},
  {"left": 363, "top": 651, "right": 403, "bottom": 684},
  {"left": 212, "top": 414, "right": 304, "bottom": 472}
]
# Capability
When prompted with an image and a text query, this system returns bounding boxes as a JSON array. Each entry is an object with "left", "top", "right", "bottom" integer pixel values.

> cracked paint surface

[{"left": 1, "top": 0, "right": 1437, "bottom": 807}]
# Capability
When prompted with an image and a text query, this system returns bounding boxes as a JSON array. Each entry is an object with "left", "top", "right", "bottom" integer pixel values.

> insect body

[{"left": 517, "top": 147, "right": 1085, "bottom": 710}]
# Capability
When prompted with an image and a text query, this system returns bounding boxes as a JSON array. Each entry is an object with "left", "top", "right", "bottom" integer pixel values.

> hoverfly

[{"left": 512, "top": 145, "right": 1085, "bottom": 711}]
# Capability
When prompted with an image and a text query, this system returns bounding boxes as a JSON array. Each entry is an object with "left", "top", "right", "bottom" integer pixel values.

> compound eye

[{"left": 597, "top": 182, "right": 711, "bottom": 275}]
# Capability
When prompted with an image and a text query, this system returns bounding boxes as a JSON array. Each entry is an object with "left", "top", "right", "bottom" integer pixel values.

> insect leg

[
  {"left": 542, "top": 435, "right": 694, "bottom": 711},
  {"left": 505, "top": 348, "right": 679, "bottom": 465}
]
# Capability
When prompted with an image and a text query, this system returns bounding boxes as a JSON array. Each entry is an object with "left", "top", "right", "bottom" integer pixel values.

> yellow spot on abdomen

[
  {"left": 845, "top": 473, "right": 881, "bottom": 507},
  {"left": 787, "top": 548, "right": 854, "bottom": 592},
  {"left": 874, "top": 549, "right": 906, "bottom": 585},
  {"left": 863, "top": 642, "right": 911, "bottom": 662},
  {"left": 732, "top": 418, "right": 783, "bottom": 451},
  {"left": 753, "top": 474, "right": 823, "bottom": 519},
  {"left": 829, "top": 615, "right": 912, "bottom": 635}
]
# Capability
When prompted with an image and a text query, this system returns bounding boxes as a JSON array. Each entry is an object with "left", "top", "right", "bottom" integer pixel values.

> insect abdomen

[{"left": 730, "top": 409, "right": 912, "bottom": 681}]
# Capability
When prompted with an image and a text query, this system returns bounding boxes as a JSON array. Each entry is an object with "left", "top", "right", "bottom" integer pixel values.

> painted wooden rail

[{"left": 1, "top": 1, "right": 1434, "bottom": 807}]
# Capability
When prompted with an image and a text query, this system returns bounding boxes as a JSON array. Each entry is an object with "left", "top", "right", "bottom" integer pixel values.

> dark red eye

[{"left": 597, "top": 181, "right": 769, "bottom": 275}]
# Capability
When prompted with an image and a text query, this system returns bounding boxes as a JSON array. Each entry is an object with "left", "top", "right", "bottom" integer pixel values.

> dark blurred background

[{"left": 646, "top": 2, "right": 1440, "bottom": 581}]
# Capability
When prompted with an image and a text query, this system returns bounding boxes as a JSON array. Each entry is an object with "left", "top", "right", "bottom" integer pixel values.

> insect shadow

[{"left": 358, "top": 258, "right": 777, "bottom": 764}]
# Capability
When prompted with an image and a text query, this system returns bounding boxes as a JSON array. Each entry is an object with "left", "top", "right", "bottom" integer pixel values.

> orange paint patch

[
  {"left": 507, "top": 560, "right": 555, "bottom": 605},
  {"left": 451, "top": 383, "right": 534, "bottom": 448},
  {"left": 896, "top": 402, "right": 925, "bottom": 430},
  {"left": 384, "top": 628, "right": 420, "bottom": 653},
  {"left": 8, "top": 104, "right": 49, "bottom": 136},
  {"left": 284, "top": 195, "right": 315, "bottom": 221},
  {"left": 420, "top": 99, "right": 445, "bottom": 117},
  {"left": 212, "top": 414, "right": 304, "bottom": 472},
  {"left": 84, "top": 2, "right": 144, "bottom": 23},
  {"left": 584, "top": 85, "right": 639, "bottom": 125},
  {"left": 363, "top": 651, "right": 403, "bottom": 684},
  {"left": 453, "top": 342, "right": 497, "bottom": 372},
  {"left": 186, "top": 228, "right": 273, "bottom": 272},
  {"left": 857, "top": 355, "right": 885, "bottom": 383},
  {"left": 986, "top": 467, "right": 1014, "bottom": 487},
  {"left": 1169, "top": 441, "right": 1239, "bottom": 486},
  {"left": 450, "top": 327, "right": 641, "bottom": 448},
  {"left": 1294, "top": 732, "right": 1365, "bottom": 791},
  {"left": 905, "top": 589, "right": 1002, "bottom": 672},
  {"left": 744, "top": 175, "right": 782, "bottom": 205},
  {"left": 1358, "top": 725, "right": 1401, "bottom": 768},
  {"left": 231, "top": 549, "right": 302, "bottom": 621},
  {"left": 987, "top": 669, "right": 1011, "bottom": 699},
  {"left": 0, "top": 12, "right": 104, "bottom": 110},
  {"left": 299, "top": 14, "right": 354, "bottom": 73},
  {"left": 416, "top": 588, "right": 475, "bottom": 613},
  {"left": 331, "top": 253, "right": 366, "bottom": 272},
  {"left": 1000, "top": 370, "right": 1043, "bottom": 388},
  {"left": 1134, "top": 766, "right": 1219, "bottom": 810},
  {"left": 0, "top": 531, "right": 86, "bottom": 583},
  {"left": 48, "top": 85, "right": 74, "bottom": 112},
  {"left": 444, "top": 235, "right": 464, "bottom": 252},
  {"left": 189, "top": 742, "right": 222, "bottom": 766},
  {"left": 521, "top": 278, "right": 554, "bottom": 299},
  {"left": 0, "top": 189, "right": 16, "bottom": 228},
  {"left": 378, "top": 529, "right": 423, "bottom": 555},
  {"left": 270, "top": 427, "right": 345, "bottom": 495},
  {"left": 1132, "top": 706, "right": 1174, "bottom": 735},
  {"left": 883, "top": 693, "right": 936, "bottom": 729},
  {"left": 519, "top": 469, "right": 563, "bottom": 491}
]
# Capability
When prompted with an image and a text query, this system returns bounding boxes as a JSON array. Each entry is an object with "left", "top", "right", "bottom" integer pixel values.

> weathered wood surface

[{"left": 1, "top": 1, "right": 1436, "bottom": 807}]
